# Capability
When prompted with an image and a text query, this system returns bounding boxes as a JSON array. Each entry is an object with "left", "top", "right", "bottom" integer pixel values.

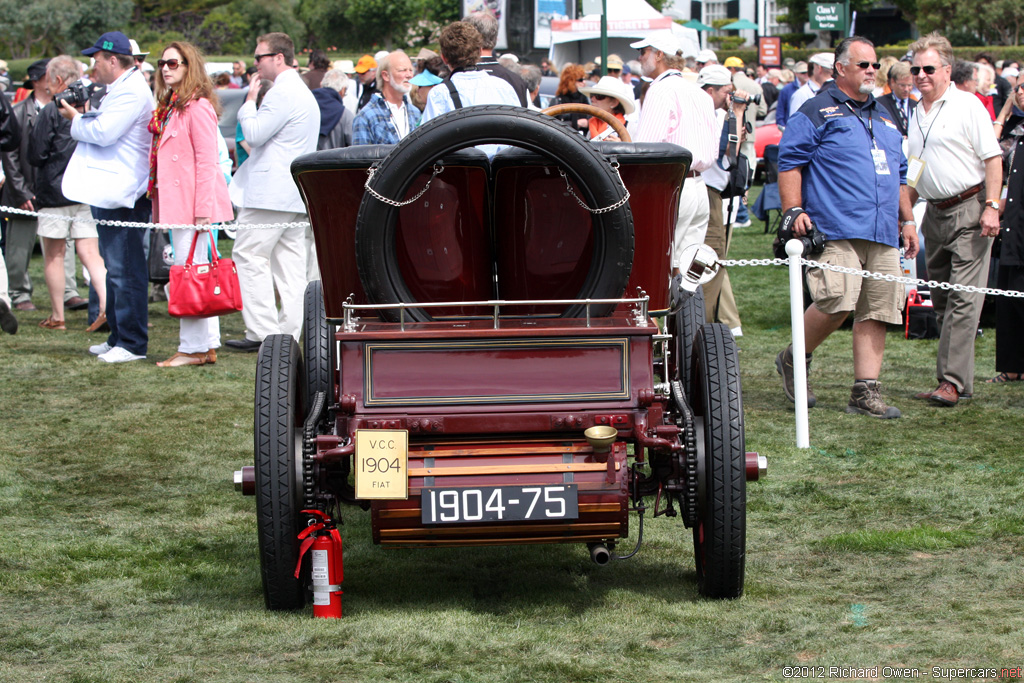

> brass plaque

[{"left": 354, "top": 430, "right": 408, "bottom": 499}]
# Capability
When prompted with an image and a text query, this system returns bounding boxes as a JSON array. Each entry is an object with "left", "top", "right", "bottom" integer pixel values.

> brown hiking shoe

[
  {"left": 775, "top": 345, "right": 816, "bottom": 408},
  {"left": 846, "top": 380, "right": 901, "bottom": 419}
]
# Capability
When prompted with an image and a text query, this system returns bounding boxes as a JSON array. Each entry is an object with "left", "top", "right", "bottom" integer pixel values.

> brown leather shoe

[
  {"left": 14, "top": 301, "right": 36, "bottom": 312},
  {"left": 929, "top": 381, "right": 960, "bottom": 407},
  {"left": 205, "top": 349, "right": 217, "bottom": 364},
  {"left": 65, "top": 296, "right": 88, "bottom": 311},
  {"left": 85, "top": 312, "right": 107, "bottom": 333},
  {"left": 913, "top": 388, "right": 936, "bottom": 400}
]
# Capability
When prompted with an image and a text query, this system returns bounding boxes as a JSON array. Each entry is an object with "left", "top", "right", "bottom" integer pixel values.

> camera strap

[{"left": 726, "top": 113, "right": 739, "bottom": 166}]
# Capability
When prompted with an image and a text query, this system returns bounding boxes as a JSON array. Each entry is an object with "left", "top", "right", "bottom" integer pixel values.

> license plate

[
  {"left": 421, "top": 485, "right": 579, "bottom": 525},
  {"left": 354, "top": 430, "right": 408, "bottom": 500}
]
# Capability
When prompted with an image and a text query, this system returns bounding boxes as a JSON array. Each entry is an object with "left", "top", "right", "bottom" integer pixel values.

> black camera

[
  {"left": 54, "top": 81, "right": 90, "bottom": 109},
  {"left": 773, "top": 207, "right": 825, "bottom": 258},
  {"left": 731, "top": 91, "right": 762, "bottom": 106}
]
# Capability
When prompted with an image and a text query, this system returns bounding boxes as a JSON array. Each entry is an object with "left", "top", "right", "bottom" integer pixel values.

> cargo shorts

[{"left": 805, "top": 238, "right": 904, "bottom": 325}]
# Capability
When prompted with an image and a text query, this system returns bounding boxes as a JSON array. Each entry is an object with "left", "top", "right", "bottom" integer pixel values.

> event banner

[
  {"left": 535, "top": 0, "right": 575, "bottom": 48},
  {"left": 464, "top": 0, "right": 510, "bottom": 49}
]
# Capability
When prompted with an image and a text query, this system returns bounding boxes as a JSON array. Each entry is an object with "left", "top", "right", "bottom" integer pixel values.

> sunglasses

[
  {"left": 254, "top": 52, "right": 281, "bottom": 64},
  {"left": 911, "top": 65, "right": 940, "bottom": 76},
  {"left": 853, "top": 61, "right": 881, "bottom": 70},
  {"left": 590, "top": 93, "right": 608, "bottom": 101},
  {"left": 637, "top": 47, "right": 650, "bottom": 56},
  {"left": 157, "top": 58, "right": 187, "bottom": 70}
]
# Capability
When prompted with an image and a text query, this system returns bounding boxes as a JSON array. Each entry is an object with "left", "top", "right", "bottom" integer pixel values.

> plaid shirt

[{"left": 352, "top": 93, "right": 421, "bottom": 145}]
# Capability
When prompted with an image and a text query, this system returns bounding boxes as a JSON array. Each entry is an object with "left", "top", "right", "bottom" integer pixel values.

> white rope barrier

[{"left": 0, "top": 204, "right": 309, "bottom": 231}]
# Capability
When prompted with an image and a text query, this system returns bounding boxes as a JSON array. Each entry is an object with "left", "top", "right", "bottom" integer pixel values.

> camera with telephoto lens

[
  {"left": 54, "top": 81, "right": 90, "bottom": 109},
  {"left": 773, "top": 207, "right": 825, "bottom": 259},
  {"left": 730, "top": 91, "right": 762, "bottom": 106}
]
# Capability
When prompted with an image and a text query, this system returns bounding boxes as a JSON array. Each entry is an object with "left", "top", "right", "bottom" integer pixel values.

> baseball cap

[
  {"left": 697, "top": 64, "right": 732, "bottom": 87},
  {"left": 809, "top": 53, "right": 835, "bottom": 70},
  {"left": 337, "top": 59, "right": 356, "bottom": 73},
  {"left": 374, "top": 50, "right": 389, "bottom": 62},
  {"left": 793, "top": 61, "right": 808, "bottom": 74},
  {"left": 696, "top": 49, "right": 718, "bottom": 64},
  {"left": 630, "top": 32, "right": 681, "bottom": 57},
  {"left": 82, "top": 31, "right": 133, "bottom": 56},
  {"left": 128, "top": 39, "right": 149, "bottom": 58},
  {"left": 723, "top": 56, "right": 744, "bottom": 68},
  {"left": 24, "top": 59, "right": 50, "bottom": 87},
  {"left": 410, "top": 71, "right": 443, "bottom": 87},
  {"left": 355, "top": 55, "right": 377, "bottom": 73}
]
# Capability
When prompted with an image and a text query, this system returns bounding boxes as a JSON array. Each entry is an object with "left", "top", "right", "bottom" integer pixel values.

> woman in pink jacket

[{"left": 150, "top": 41, "right": 234, "bottom": 367}]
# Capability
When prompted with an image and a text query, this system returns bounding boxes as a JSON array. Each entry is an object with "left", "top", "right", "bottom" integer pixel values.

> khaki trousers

[
  {"left": 921, "top": 193, "right": 992, "bottom": 395},
  {"left": 703, "top": 188, "right": 741, "bottom": 329}
]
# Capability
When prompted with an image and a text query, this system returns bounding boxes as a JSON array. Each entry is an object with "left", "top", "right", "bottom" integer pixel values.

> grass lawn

[{"left": 1, "top": 195, "right": 1022, "bottom": 682}]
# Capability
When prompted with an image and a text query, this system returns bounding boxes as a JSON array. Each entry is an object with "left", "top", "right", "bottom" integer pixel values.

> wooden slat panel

[
  {"left": 410, "top": 444, "right": 594, "bottom": 457},
  {"left": 408, "top": 462, "right": 617, "bottom": 477},
  {"left": 380, "top": 522, "right": 621, "bottom": 538},
  {"left": 377, "top": 501, "right": 621, "bottom": 519}
]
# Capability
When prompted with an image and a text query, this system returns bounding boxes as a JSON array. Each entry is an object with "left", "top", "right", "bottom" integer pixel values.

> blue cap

[
  {"left": 410, "top": 71, "right": 443, "bottom": 87},
  {"left": 82, "top": 31, "right": 133, "bottom": 56}
]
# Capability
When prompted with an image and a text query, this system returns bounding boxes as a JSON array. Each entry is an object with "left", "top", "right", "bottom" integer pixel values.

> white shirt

[
  {"left": 906, "top": 84, "right": 1001, "bottom": 201},
  {"left": 385, "top": 98, "right": 410, "bottom": 139},
  {"left": 63, "top": 68, "right": 154, "bottom": 209},
  {"left": 702, "top": 110, "right": 729, "bottom": 192},
  {"left": 631, "top": 70, "right": 717, "bottom": 173}
]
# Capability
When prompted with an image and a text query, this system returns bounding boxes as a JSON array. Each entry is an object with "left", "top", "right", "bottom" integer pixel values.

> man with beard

[
  {"left": 352, "top": 51, "right": 421, "bottom": 145},
  {"left": 775, "top": 36, "right": 918, "bottom": 418}
]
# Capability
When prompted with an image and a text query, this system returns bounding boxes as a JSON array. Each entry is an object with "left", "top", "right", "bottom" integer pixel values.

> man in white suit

[
  {"left": 60, "top": 31, "right": 154, "bottom": 363},
  {"left": 227, "top": 32, "right": 320, "bottom": 351}
]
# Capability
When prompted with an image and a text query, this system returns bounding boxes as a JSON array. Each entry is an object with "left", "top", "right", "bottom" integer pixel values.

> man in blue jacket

[
  {"left": 775, "top": 36, "right": 919, "bottom": 418},
  {"left": 60, "top": 31, "right": 154, "bottom": 363}
]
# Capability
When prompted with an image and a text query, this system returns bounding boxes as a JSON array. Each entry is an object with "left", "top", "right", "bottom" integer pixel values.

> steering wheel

[{"left": 541, "top": 103, "right": 632, "bottom": 142}]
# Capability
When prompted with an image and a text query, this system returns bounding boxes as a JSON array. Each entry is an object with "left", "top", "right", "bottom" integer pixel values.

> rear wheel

[
  {"left": 302, "top": 279, "right": 333, "bottom": 414},
  {"left": 690, "top": 323, "right": 746, "bottom": 599},
  {"left": 254, "top": 334, "right": 306, "bottom": 610},
  {"left": 673, "top": 287, "right": 705, "bottom": 403}
]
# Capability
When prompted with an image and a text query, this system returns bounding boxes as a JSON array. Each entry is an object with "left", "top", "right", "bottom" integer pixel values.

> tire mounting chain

[
  {"left": 671, "top": 380, "right": 699, "bottom": 528},
  {"left": 302, "top": 391, "right": 328, "bottom": 513}
]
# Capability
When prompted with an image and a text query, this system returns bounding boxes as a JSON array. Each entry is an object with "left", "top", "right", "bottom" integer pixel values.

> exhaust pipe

[
  {"left": 588, "top": 543, "right": 611, "bottom": 566},
  {"left": 746, "top": 452, "right": 767, "bottom": 481},
  {"left": 234, "top": 466, "right": 255, "bottom": 495}
]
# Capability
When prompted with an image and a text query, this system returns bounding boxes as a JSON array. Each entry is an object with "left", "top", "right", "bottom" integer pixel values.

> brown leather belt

[
  {"left": 686, "top": 171, "right": 701, "bottom": 178},
  {"left": 931, "top": 183, "right": 983, "bottom": 210}
]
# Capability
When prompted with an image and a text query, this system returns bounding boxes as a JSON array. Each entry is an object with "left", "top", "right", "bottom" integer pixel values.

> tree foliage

[{"left": 0, "top": 0, "right": 134, "bottom": 58}]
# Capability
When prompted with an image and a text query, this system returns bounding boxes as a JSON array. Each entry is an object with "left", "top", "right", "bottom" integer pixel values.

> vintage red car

[{"left": 233, "top": 105, "right": 764, "bottom": 612}]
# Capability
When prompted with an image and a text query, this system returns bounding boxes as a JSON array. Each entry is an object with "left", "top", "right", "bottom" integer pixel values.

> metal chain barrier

[
  {"left": 559, "top": 161, "right": 632, "bottom": 214},
  {"left": 719, "top": 256, "right": 1024, "bottom": 299},
  {"left": 364, "top": 163, "right": 444, "bottom": 207},
  {"left": 0, "top": 204, "right": 309, "bottom": 231}
]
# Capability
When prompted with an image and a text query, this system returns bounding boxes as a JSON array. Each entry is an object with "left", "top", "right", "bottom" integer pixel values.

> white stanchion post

[{"left": 786, "top": 239, "right": 810, "bottom": 449}]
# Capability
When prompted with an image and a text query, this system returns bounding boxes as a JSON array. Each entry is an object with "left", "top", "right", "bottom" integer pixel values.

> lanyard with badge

[
  {"left": 845, "top": 101, "right": 889, "bottom": 175},
  {"left": 906, "top": 100, "right": 945, "bottom": 188}
]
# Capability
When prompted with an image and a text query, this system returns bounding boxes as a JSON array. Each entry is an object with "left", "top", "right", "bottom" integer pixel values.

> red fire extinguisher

[{"left": 295, "top": 509, "right": 343, "bottom": 618}]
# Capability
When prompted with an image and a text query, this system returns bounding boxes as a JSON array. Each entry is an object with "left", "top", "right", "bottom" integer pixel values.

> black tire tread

[
  {"left": 692, "top": 322, "right": 746, "bottom": 599},
  {"left": 254, "top": 334, "right": 306, "bottom": 610},
  {"left": 674, "top": 287, "right": 705, "bottom": 402},
  {"left": 302, "top": 280, "right": 332, "bottom": 413}
]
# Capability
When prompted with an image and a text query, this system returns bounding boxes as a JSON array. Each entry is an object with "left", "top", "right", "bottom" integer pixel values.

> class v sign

[{"left": 809, "top": 3, "right": 845, "bottom": 31}]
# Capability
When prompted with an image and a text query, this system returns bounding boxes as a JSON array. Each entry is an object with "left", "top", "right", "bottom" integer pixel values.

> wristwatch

[
  {"left": 899, "top": 220, "right": 916, "bottom": 227},
  {"left": 986, "top": 200, "right": 1000, "bottom": 210}
]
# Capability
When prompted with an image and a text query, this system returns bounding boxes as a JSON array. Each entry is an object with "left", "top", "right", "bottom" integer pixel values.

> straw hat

[{"left": 579, "top": 75, "right": 636, "bottom": 115}]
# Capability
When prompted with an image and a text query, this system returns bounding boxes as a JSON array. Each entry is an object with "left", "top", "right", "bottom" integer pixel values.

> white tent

[{"left": 548, "top": 0, "right": 699, "bottom": 69}]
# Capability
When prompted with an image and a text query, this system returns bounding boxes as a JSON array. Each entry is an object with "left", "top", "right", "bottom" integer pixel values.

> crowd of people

[{"left": 0, "top": 22, "right": 1021, "bottom": 418}]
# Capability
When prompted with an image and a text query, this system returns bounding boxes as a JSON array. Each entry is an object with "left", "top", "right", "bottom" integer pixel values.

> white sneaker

[
  {"left": 730, "top": 326, "right": 743, "bottom": 338},
  {"left": 98, "top": 346, "right": 146, "bottom": 363},
  {"left": 732, "top": 219, "right": 752, "bottom": 228},
  {"left": 89, "top": 341, "right": 112, "bottom": 355}
]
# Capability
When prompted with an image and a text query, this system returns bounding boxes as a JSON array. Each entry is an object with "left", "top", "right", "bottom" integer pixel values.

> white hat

[
  {"left": 500, "top": 53, "right": 519, "bottom": 64},
  {"left": 630, "top": 32, "right": 681, "bottom": 58},
  {"left": 128, "top": 39, "right": 149, "bottom": 58},
  {"left": 140, "top": 61, "right": 155, "bottom": 72},
  {"left": 1003, "top": 66, "right": 1019, "bottom": 79},
  {"left": 337, "top": 59, "right": 356, "bottom": 73},
  {"left": 697, "top": 64, "right": 732, "bottom": 87},
  {"left": 374, "top": 50, "right": 389, "bottom": 62},
  {"left": 579, "top": 75, "right": 637, "bottom": 115},
  {"left": 696, "top": 49, "right": 718, "bottom": 64},
  {"left": 809, "top": 53, "right": 834, "bottom": 70}
]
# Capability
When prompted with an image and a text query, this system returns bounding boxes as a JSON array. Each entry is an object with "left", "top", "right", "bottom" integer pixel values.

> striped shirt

[{"left": 630, "top": 70, "right": 717, "bottom": 173}]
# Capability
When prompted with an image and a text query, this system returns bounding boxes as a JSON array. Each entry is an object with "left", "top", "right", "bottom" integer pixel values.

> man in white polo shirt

[
  {"left": 629, "top": 31, "right": 717, "bottom": 276},
  {"left": 907, "top": 32, "right": 1002, "bottom": 407}
]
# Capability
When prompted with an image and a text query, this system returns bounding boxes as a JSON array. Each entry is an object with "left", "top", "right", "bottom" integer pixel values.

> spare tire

[{"left": 354, "top": 106, "right": 634, "bottom": 322}]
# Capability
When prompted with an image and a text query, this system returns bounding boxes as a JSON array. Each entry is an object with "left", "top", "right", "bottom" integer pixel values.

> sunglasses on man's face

[
  {"left": 157, "top": 59, "right": 187, "bottom": 70},
  {"left": 852, "top": 61, "right": 881, "bottom": 70},
  {"left": 911, "top": 65, "right": 940, "bottom": 76}
]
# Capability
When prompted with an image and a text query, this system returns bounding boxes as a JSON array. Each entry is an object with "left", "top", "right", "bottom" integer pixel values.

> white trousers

[
  {"left": 232, "top": 208, "right": 310, "bottom": 342},
  {"left": 0, "top": 246, "right": 10, "bottom": 309},
  {"left": 171, "top": 228, "right": 221, "bottom": 353},
  {"left": 672, "top": 177, "right": 710, "bottom": 269}
]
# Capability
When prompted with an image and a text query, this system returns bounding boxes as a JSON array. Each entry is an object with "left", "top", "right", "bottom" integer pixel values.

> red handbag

[{"left": 168, "top": 230, "right": 244, "bottom": 318}]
